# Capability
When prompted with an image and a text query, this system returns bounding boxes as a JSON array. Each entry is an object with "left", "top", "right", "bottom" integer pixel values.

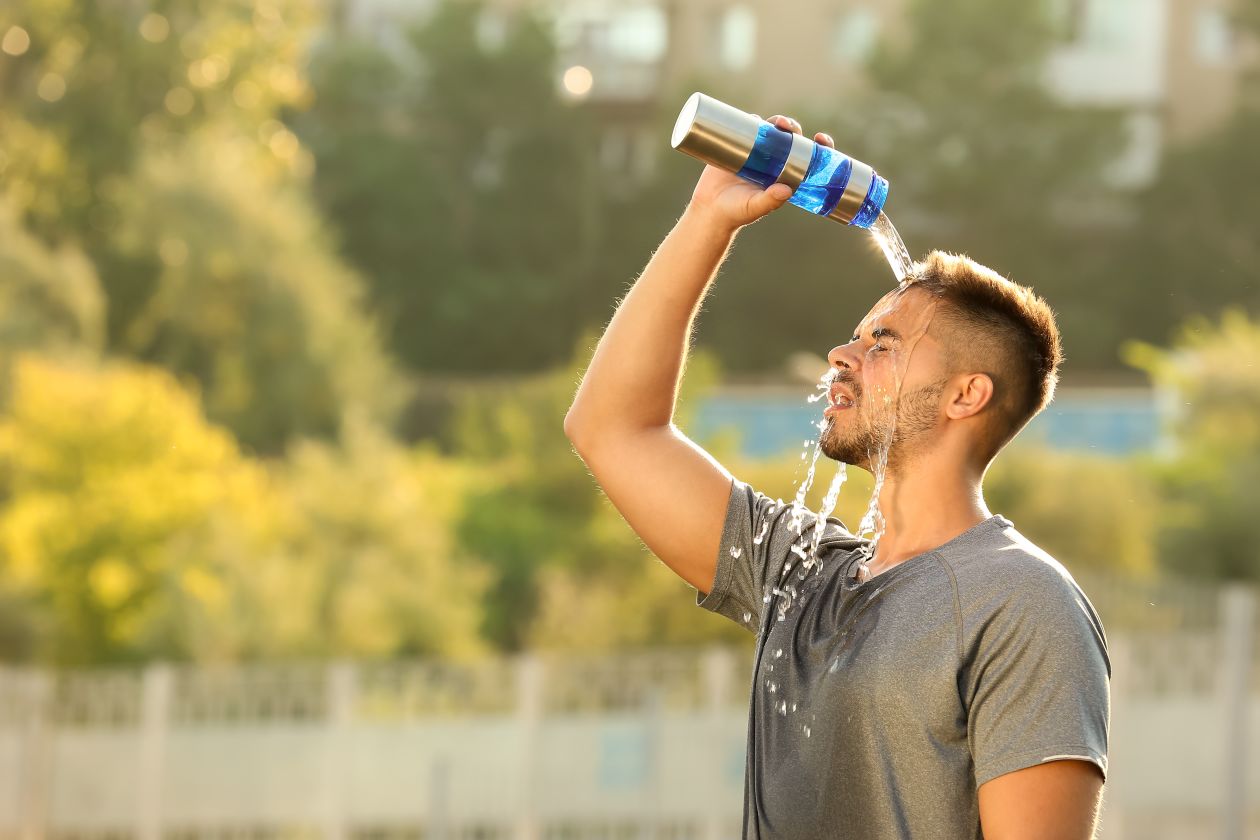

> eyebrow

[{"left": 851, "top": 326, "right": 903, "bottom": 342}]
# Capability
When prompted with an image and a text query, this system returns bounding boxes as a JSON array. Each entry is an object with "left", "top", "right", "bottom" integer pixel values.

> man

[{"left": 563, "top": 114, "right": 1110, "bottom": 840}]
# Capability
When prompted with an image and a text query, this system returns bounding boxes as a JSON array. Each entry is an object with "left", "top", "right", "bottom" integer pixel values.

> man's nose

[{"left": 827, "top": 342, "right": 861, "bottom": 371}]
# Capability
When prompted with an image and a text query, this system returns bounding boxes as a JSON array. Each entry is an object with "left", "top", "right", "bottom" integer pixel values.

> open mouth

[{"left": 826, "top": 382, "right": 857, "bottom": 411}]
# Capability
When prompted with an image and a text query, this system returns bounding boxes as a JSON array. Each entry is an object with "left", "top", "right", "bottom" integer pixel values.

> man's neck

[{"left": 866, "top": 457, "right": 990, "bottom": 573}]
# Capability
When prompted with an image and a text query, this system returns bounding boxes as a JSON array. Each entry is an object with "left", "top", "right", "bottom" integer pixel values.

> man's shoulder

[{"left": 937, "top": 515, "right": 1092, "bottom": 615}]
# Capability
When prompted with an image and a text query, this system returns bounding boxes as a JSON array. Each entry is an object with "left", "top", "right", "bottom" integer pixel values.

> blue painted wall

[{"left": 688, "top": 388, "right": 1161, "bottom": 458}]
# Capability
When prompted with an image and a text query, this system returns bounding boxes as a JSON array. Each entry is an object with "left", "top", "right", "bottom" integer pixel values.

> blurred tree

[
  {"left": 1111, "top": 2, "right": 1260, "bottom": 351},
  {"left": 0, "top": 354, "right": 486, "bottom": 664},
  {"left": 0, "top": 354, "right": 275, "bottom": 664},
  {"left": 984, "top": 448, "right": 1157, "bottom": 578},
  {"left": 277, "top": 419, "right": 488, "bottom": 660},
  {"left": 1126, "top": 310, "right": 1260, "bottom": 583},
  {"left": 448, "top": 337, "right": 740, "bottom": 650},
  {"left": 0, "top": 0, "right": 314, "bottom": 244},
  {"left": 0, "top": 201, "right": 103, "bottom": 373},
  {"left": 0, "top": 0, "right": 399, "bottom": 453},
  {"left": 109, "top": 127, "right": 402, "bottom": 454},
  {"left": 294, "top": 0, "right": 599, "bottom": 374}
]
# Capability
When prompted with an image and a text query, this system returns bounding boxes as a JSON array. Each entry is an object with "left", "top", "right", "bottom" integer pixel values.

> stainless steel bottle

[{"left": 671, "top": 92, "right": 888, "bottom": 229}]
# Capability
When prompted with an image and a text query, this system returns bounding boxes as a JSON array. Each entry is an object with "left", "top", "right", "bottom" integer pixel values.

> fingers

[
  {"left": 767, "top": 115, "right": 834, "bottom": 149},
  {"left": 769, "top": 114, "right": 802, "bottom": 136}
]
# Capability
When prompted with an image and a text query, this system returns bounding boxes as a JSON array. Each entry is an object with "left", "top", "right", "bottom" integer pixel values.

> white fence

[{"left": 0, "top": 574, "right": 1257, "bottom": 840}]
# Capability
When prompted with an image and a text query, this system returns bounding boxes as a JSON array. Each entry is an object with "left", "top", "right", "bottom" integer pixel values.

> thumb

[{"left": 749, "top": 182, "right": 793, "bottom": 219}]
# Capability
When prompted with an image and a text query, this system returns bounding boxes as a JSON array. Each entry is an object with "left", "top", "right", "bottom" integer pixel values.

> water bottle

[{"left": 671, "top": 92, "right": 888, "bottom": 229}]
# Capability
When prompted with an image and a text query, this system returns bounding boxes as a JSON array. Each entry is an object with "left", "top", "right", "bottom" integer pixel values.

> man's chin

[{"left": 819, "top": 438, "right": 868, "bottom": 469}]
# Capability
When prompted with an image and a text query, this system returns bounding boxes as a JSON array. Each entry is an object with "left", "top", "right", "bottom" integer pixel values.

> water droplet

[
  {"left": 803, "top": 726, "right": 811, "bottom": 738},
  {"left": 729, "top": 546, "right": 743, "bottom": 559},
  {"left": 791, "top": 703, "right": 797, "bottom": 712},
  {"left": 829, "top": 658, "right": 840, "bottom": 673},
  {"left": 742, "top": 611, "right": 752, "bottom": 623},
  {"left": 769, "top": 682, "right": 777, "bottom": 693},
  {"left": 774, "top": 648, "right": 783, "bottom": 658},
  {"left": 778, "top": 701, "right": 788, "bottom": 716}
]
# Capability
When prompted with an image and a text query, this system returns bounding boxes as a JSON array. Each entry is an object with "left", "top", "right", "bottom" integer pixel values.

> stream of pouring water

[{"left": 870, "top": 211, "right": 916, "bottom": 283}]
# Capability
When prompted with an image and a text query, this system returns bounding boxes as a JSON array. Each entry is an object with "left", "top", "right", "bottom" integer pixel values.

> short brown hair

[{"left": 909, "top": 251, "right": 1062, "bottom": 460}]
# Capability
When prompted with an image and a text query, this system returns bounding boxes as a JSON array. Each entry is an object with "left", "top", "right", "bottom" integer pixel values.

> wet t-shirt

[{"left": 696, "top": 479, "right": 1110, "bottom": 840}]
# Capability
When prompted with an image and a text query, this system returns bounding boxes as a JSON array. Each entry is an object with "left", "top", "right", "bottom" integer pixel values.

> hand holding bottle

[{"left": 685, "top": 114, "right": 837, "bottom": 233}]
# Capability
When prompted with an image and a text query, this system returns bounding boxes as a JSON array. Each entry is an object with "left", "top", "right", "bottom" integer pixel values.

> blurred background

[{"left": 0, "top": 0, "right": 1257, "bottom": 836}]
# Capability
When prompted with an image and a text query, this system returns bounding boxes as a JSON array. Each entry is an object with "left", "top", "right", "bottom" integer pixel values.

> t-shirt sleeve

[
  {"left": 964, "top": 570, "right": 1111, "bottom": 788},
  {"left": 696, "top": 478, "right": 852, "bottom": 633}
]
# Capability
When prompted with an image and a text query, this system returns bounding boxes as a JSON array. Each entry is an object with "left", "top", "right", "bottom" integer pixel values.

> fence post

[
  {"left": 136, "top": 664, "right": 172, "bottom": 840},
  {"left": 1220, "top": 584, "right": 1255, "bottom": 840},
  {"left": 702, "top": 648, "right": 735, "bottom": 840},
  {"left": 16, "top": 669, "right": 52, "bottom": 840},
  {"left": 514, "top": 654, "right": 543, "bottom": 840},
  {"left": 1101, "top": 634, "right": 1131, "bottom": 840},
  {"left": 324, "top": 662, "right": 356, "bottom": 840}
]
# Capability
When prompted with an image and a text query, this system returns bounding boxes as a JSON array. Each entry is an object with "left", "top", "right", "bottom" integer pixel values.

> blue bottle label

[
  {"left": 735, "top": 122, "right": 793, "bottom": 188},
  {"left": 733, "top": 123, "right": 889, "bottom": 227},
  {"left": 789, "top": 143, "right": 854, "bottom": 217}
]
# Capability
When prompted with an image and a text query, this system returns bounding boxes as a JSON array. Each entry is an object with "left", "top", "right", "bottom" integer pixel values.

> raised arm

[{"left": 564, "top": 114, "right": 830, "bottom": 593}]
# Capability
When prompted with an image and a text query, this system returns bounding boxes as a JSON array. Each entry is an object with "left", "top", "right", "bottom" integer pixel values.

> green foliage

[
  {"left": 0, "top": 354, "right": 487, "bottom": 665},
  {"left": 1125, "top": 310, "right": 1260, "bottom": 582},
  {"left": 293, "top": 0, "right": 599, "bottom": 374},
  {"left": 1113, "top": 110, "right": 1260, "bottom": 352},
  {"left": 0, "top": 354, "right": 274, "bottom": 664},
  {"left": 108, "top": 127, "right": 403, "bottom": 453},
  {"left": 1, "top": 0, "right": 399, "bottom": 453},
  {"left": 0, "top": 202, "right": 103, "bottom": 368},
  {"left": 275, "top": 421, "right": 489, "bottom": 660},
  {"left": 985, "top": 447, "right": 1157, "bottom": 578},
  {"left": 0, "top": 0, "right": 315, "bottom": 239},
  {"left": 446, "top": 337, "right": 743, "bottom": 651}
]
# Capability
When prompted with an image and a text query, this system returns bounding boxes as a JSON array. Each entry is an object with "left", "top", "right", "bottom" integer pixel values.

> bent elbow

[{"left": 563, "top": 409, "right": 591, "bottom": 448}]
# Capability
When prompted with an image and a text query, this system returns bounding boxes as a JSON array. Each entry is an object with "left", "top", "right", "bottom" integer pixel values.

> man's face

[{"left": 819, "top": 284, "right": 946, "bottom": 472}]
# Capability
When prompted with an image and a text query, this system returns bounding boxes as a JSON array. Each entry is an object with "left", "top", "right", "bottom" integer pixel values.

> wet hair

[{"left": 908, "top": 251, "right": 1063, "bottom": 461}]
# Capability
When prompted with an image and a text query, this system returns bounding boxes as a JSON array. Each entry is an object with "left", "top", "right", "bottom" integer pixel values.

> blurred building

[{"left": 333, "top": 0, "right": 1254, "bottom": 189}]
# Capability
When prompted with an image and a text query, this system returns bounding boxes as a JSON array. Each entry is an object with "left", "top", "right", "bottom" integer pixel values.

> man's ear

[{"left": 945, "top": 373, "right": 994, "bottom": 420}]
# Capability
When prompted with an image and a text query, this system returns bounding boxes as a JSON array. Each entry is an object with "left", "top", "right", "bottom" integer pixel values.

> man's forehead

[{"left": 855, "top": 284, "right": 932, "bottom": 334}]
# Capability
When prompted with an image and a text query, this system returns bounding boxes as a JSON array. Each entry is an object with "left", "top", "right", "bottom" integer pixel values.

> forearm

[{"left": 565, "top": 206, "right": 738, "bottom": 440}]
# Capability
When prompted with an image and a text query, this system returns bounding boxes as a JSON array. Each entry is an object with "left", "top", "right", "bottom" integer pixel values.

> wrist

[{"left": 681, "top": 203, "right": 740, "bottom": 239}]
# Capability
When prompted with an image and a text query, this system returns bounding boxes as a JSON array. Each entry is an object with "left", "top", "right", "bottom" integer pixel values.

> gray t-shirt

[{"left": 697, "top": 479, "right": 1110, "bottom": 839}]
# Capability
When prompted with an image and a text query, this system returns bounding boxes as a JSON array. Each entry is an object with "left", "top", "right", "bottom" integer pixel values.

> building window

[
  {"left": 608, "top": 5, "right": 668, "bottom": 62},
  {"left": 1194, "top": 6, "right": 1232, "bottom": 64},
  {"left": 718, "top": 5, "right": 757, "bottom": 71},
  {"left": 1104, "top": 110, "right": 1161, "bottom": 188},
  {"left": 475, "top": 8, "right": 508, "bottom": 52},
  {"left": 1052, "top": 0, "right": 1130, "bottom": 48},
  {"left": 831, "top": 7, "right": 879, "bottom": 65},
  {"left": 553, "top": 3, "right": 667, "bottom": 63}
]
